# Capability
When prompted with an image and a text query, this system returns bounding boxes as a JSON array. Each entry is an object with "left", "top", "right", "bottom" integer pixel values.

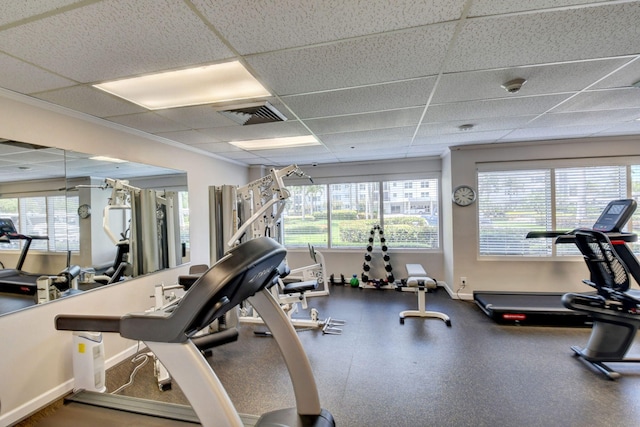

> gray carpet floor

[{"left": 28, "top": 285, "right": 640, "bottom": 426}]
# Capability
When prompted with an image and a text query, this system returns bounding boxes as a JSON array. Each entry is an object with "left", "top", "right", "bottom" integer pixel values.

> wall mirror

[{"left": 0, "top": 139, "right": 189, "bottom": 316}]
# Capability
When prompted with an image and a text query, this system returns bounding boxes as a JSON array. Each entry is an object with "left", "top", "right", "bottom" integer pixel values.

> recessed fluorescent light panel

[
  {"left": 90, "top": 156, "right": 128, "bottom": 163},
  {"left": 229, "top": 136, "right": 320, "bottom": 151},
  {"left": 93, "top": 61, "right": 270, "bottom": 110}
]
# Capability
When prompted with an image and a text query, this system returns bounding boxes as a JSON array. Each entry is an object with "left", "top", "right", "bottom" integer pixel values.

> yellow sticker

[{"left": 78, "top": 343, "right": 85, "bottom": 353}]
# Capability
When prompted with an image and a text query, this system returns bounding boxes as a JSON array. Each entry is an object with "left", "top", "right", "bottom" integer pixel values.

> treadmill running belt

[{"left": 474, "top": 292, "right": 591, "bottom": 325}]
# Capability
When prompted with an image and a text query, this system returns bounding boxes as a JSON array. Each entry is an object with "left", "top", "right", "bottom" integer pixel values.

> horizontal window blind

[
  {"left": 478, "top": 169, "right": 551, "bottom": 256},
  {"left": 555, "top": 166, "right": 627, "bottom": 256}
]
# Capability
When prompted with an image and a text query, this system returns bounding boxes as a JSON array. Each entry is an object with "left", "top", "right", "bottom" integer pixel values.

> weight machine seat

[{"left": 282, "top": 280, "right": 318, "bottom": 294}]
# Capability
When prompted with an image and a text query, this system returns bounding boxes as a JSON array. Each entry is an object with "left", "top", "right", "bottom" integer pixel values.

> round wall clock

[
  {"left": 77, "top": 203, "right": 92, "bottom": 219},
  {"left": 452, "top": 185, "right": 477, "bottom": 207}
]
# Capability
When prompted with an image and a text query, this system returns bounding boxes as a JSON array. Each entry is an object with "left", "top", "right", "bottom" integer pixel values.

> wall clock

[
  {"left": 452, "top": 185, "right": 477, "bottom": 207},
  {"left": 77, "top": 203, "right": 92, "bottom": 219}
]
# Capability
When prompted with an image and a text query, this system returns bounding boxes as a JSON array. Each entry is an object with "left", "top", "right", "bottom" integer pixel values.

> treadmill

[
  {"left": 0, "top": 218, "right": 49, "bottom": 295},
  {"left": 474, "top": 199, "right": 639, "bottom": 325}
]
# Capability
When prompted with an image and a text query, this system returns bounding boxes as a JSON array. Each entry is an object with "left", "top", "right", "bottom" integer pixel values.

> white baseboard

[{"left": 1, "top": 343, "right": 140, "bottom": 427}]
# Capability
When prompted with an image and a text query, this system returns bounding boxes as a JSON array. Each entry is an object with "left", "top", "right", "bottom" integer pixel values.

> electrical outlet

[{"left": 460, "top": 277, "right": 467, "bottom": 286}]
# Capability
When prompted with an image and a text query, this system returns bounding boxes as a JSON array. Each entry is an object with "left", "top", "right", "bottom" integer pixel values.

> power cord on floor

[{"left": 111, "top": 342, "right": 151, "bottom": 395}]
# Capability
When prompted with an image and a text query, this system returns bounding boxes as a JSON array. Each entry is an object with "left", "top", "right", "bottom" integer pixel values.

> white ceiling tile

[
  {"left": 334, "top": 148, "right": 409, "bottom": 162},
  {"left": 0, "top": 0, "right": 234, "bottom": 82},
  {"left": 307, "top": 108, "right": 423, "bottom": 135},
  {"left": 192, "top": 0, "right": 465, "bottom": 54},
  {"left": 264, "top": 152, "right": 338, "bottom": 164},
  {"left": 595, "top": 119, "right": 640, "bottom": 136},
  {"left": 198, "top": 121, "right": 309, "bottom": 142},
  {"left": 328, "top": 139, "right": 412, "bottom": 152},
  {"left": 107, "top": 112, "right": 190, "bottom": 134},
  {"left": 553, "top": 88, "right": 640, "bottom": 112},
  {"left": 33, "top": 85, "right": 146, "bottom": 117},
  {"left": 406, "top": 144, "right": 450, "bottom": 157},
  {"left": 590, "top": 58, "right": 640, "bottom": 89},
  {"left": 2, "top": 0, "right": 640, "bottom": 167},
  {"left": 192, "top": 142, "right": 253, "bottom": 153},
  {"left": 418, "top": 116, "right": 537, "bottom": 136},
  {"left": 504, "top": 124, "right": 614, "bottom": 141},
  {"left": 433, "top": 58, "right": 630, "bottom": 103},
  {"left": 526, "top": 109, "right": 640, "bottom": 127},
  {"left": 425, "top": 94, "right": 570, "bottom": 122},
  {"left": 154, "top": 105, "right": 241, "bottom": 129},
  {"left": 412, "top": 130, "right": 511, "bottom": 145},
  {"left": 468, "top": 0, "right": 609, "bottom": 17},
  {"left": 262, "top": 153, "right": 340, "bottom": 166},
  {"left": 282, "top": 78, "right": 436, "bottom": 119},
  {"left": 320, "top": 127, "right": 415, "bottom": 147},
  {"left": 214, "top": 150, "right": 267, "bottom": 161},
  {"left": 0, "top": 54, "right": 76, "bottom": 93},
  {"left": 448, "top": 3, "right": 640, "bottom": 72},
  {"left": 251, "top": 145, "right": 330, "bottom": 157},
  {"left": 0, "top": 0, "right": 84, "bottom": 26},
  {"left": 154, "top": 130, "right": 220, "bottom": 145},
  {"left": 246, "top": 22, "right": 456, "bottom": 95}
]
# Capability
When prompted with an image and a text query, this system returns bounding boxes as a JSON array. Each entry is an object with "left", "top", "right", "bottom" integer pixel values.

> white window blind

[
  {"left": 478, "top": 169, "right": 551, "bottom": 256},
  {"left": 555, "top": 166, "right": 627, "bottom": 256}
]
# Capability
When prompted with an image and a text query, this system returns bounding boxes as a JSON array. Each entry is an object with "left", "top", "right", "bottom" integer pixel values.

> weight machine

[
  {"left": 97, "top": 178, "right": 181, "bottom": 280},
  {"left": 210, "top": 165, "right": 344, "bottom": 334}
]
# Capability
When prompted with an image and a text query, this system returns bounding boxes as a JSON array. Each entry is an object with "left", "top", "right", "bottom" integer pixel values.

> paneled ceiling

[{"left": 2, "top": 0, "right": 640, "bottom": 167}]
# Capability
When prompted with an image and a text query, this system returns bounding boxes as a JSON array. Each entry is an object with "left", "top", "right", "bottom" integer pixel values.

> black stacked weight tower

[{"left": 361, "top": 225, "right": 395, "bottom": 289}]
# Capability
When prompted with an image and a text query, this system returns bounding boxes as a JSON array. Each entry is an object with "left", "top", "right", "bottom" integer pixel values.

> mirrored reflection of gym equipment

[
  {"left": 98, "top": 178, "right": 182, "bottom": 280},
  {"left": 210, "top": 165, "right": 344, "bottom": 334},
  {"left": 40, "top": 179, "right": 183, "bottom": 304}
]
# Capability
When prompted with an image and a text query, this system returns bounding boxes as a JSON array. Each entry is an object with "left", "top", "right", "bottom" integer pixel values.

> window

[
  {"left": 478, "top": 170, "right": 551, "bottom": 256},
  {"left": 282, "top": 178, "right": 439, "bottom": 249},
  {"left": 0, "top": 195, "right": 79, "bottom": 253},
  {"left": 282, "top": 185, "right": 328, "bottom": 247},
  {"left": 478, "top": 163, "right": 635, "bottom": 257},
  {"left": 555, "top": 166, "right": 626, "bottom": 255},
  {"left": 178, "top": 191, "right": 190, "bottom": 250},
  {"left": 384, "top": 179, "right": 439, "bottom": 248},
  {"left": 330, "top": 182, "right": 379, "bottom": 248}
]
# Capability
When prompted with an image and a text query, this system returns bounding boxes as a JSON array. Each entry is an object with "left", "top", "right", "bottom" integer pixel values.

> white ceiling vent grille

[{"left": 217, "top": 101, "right": 288, "bottom": 125}]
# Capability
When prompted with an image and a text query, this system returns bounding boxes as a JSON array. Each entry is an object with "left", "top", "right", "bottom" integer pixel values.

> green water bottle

[{"left": 350, "top": 274, "right": 359, "bottom": 287}]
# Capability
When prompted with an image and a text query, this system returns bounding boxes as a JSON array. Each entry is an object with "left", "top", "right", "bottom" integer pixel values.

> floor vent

[{"left": 217, "top": 101, "right": 287, "bottom": 125}]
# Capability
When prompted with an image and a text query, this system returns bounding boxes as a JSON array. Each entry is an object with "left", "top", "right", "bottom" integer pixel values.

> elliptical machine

[{"left": 562, "top": 206, "right": 640, "bottom": 379}]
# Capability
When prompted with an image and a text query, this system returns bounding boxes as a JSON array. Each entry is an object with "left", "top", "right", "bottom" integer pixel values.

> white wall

[
  {"left": 0, "top": 89, "right": 248, "bottom": 426},
  {"left": 447, "top": 137, "right": 640, "bottom": 298}
]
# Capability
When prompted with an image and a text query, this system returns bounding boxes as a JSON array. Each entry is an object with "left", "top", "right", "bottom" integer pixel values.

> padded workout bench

[{"left": 399, "top": 264, "right": 451, "bottom": 326}]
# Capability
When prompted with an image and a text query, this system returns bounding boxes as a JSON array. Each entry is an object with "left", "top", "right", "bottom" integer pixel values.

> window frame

[
  {"left": 281, "top": 174, "right": 441, "bottom": 251},
  {"left": 477, "top": 157, "right": 640, "bottom": 260}
]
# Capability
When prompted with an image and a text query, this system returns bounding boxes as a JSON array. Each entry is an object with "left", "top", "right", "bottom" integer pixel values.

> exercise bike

[{"left": 562, "top": 228, "right": 640, "bottom": 380}]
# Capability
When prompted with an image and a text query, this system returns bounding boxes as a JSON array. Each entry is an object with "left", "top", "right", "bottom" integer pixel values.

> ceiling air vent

[{"left": 217, "top": 101, "right": 288, "bottom": 125}]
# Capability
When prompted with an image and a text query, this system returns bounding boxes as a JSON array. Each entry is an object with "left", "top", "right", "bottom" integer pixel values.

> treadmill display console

[
  {"left": 0, "top": 218, "right": 17, "bottom": 236},
  {"left": 592, "top": 199, "right": 637, "bottom": 233}
]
